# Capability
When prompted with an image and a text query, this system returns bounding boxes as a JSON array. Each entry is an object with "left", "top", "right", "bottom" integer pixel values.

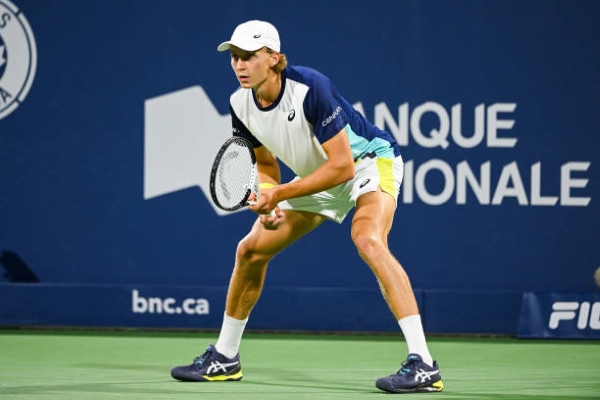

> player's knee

[
  {"left": 236, "top": 239, "right": 272, "bottom": 266},
  {"left": 352, "top": 231, "right": 385, "bottom": 261}
]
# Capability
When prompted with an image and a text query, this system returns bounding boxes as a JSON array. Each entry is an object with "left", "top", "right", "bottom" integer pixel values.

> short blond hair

[{"left": 267, "top": 48, "right": 287, "bottom": 74}]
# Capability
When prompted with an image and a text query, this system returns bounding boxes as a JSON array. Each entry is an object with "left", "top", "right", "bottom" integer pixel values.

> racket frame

[{"left": 209, "top": 136, "right": 257, "bottom": 211}]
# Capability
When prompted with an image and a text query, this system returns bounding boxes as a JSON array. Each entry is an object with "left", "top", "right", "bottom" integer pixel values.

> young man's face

[{"left": 229, "top": 46, "right": 277, "bottom": 89}]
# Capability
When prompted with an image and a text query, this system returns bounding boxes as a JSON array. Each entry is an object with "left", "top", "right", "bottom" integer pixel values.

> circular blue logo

[{"left": 0, "top": 0, "right": 37, "bottom": 120}]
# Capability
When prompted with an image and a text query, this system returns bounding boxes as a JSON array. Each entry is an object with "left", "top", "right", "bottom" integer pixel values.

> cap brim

[
  {"left": 216, "top": 40, "right": 265, "bottom": 52},
  {"left": 216, "top": 41, "right": 232, "bottom": 52}
]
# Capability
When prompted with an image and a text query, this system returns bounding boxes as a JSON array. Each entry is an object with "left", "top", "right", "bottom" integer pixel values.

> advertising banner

[
  {"left": 517, "top": 292, "right": 600, "bottom": 339},
  {"left": 1, "top": 0, "right": 598, "bottom": 334},
  {"left": 0, "top": 283, "right": 411, "bottom": 332}
]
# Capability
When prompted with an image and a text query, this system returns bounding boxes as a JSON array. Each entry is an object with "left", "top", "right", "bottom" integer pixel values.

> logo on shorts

[
  {"left": 359, "top": 178, "right": 370, "bottom": 188},
  {"left": 0, "top": 0, "right": 37, "bottom": 121}
]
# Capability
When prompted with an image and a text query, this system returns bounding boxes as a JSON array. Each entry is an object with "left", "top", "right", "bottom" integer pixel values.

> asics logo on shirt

[
  {"left": 287, "top": 109, "right": 296, "bottom": 121},
  {"left": 206, "top": 360, "right": 239, "bottom": 374},
  {"left": 253, "top": 34, "right": 261, "bottom": 38},
  {"left": 360, "top": 179, "right": 370, "bottom": 188},
  {"left": 414, "top": 368, "right": 439, "bottom": 383}
]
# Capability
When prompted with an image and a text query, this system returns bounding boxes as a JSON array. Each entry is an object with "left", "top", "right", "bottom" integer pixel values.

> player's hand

[
  {"left": 248, "top": 187, "right": 279, "bottom": 214},
  {"left": 258, "top": 207, "right": 285, "bottom": 230},
  {"left": 247, "top": 192, "right": 284, "bottom": 229}
]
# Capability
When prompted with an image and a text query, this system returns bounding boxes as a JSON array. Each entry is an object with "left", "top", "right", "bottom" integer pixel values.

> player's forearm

[
  {"left": 256, "top": 160, "right": 281, "bottom": 185},
  {"left": 274, "top": 161, "right": 354, "bottom": 202}
]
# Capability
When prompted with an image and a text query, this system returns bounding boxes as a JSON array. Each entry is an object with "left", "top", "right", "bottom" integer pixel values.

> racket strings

[{"left": 213, "top": 141, "right": 255, "bottom": 209}]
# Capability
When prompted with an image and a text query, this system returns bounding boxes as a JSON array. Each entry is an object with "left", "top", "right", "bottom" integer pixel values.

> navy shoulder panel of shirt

[
  {"left": 285, "top": 66, "right": 400, "bottom": 157},
  {"left": 284, "top": 66, "right": 348, "bottom": 144}
]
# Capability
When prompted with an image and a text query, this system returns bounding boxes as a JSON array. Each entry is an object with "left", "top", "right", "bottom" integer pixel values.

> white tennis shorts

[{"left": 277, "top": 155, "right": 404, "bottom": 223}]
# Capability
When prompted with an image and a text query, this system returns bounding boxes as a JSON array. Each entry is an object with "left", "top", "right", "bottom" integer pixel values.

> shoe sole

[
  {"left": 376, "top": 379, "right": 444, "bottom": 393},
  {"left": 201, "top": 371, "right": 243, "bottom": 382},
  {"left": 171, "top": 370, "right": 243, "bottom": 382}
]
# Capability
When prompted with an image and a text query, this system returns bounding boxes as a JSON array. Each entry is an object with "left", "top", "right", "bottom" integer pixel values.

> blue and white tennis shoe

[
  {"left": 171, "top": 344, "right": 243, "bottom": 382},
  {"left": 376, "top": 353, "right": 444, "bottom": 393}
]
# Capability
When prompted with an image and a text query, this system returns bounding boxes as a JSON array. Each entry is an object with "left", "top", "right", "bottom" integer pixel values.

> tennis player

[{"left": 171, "top": 20, "right": 443, "bottom": 393}]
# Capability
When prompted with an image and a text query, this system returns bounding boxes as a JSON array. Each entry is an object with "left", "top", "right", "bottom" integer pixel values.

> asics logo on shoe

[
  {"left": 206, "top": 360, "right": 240, "bottom": 374},
  {"left": 414, "top": 368, "right": 439, "bottom": 383}
]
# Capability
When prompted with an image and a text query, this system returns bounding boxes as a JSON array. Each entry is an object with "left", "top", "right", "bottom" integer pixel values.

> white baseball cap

[{"left": 217, "top": 20, "right": 281, "bottom": 52}]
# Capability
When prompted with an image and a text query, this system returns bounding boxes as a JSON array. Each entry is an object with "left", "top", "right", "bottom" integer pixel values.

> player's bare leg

[
  {"left": 214, "top": 210, "right": 324, "bottom": 359},
  {"left": 351, "top": 188, "right": 419, "bottom": 319},
  {"left": 353, "top": 188, "right": 443, "bottom": 393},
  {"left": 225, "top": 210, "right": 325, "bottom": 319},
  {"left": 170, "top": 211, "right": 325, "bottom": 382}
]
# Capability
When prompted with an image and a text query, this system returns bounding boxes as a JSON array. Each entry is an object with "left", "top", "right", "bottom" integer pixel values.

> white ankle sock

[
  {"left": 215, "top": 313, "right": 248, "bottom": 359},
  {"left": 398, "top": 314, "right": 433, "bottom": 367}
]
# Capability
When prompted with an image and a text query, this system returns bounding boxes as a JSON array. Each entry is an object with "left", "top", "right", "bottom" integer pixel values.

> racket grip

[{"left": 246, "top": 201, "right": 277, "bottom": 217}]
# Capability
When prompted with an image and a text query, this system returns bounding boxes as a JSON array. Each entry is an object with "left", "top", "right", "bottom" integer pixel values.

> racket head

[{"left": 209, "top": 136, "right": 257, "bottom": 211}]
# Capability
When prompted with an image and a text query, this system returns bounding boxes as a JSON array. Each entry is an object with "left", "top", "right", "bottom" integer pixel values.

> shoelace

[
  {"left": 193, "top": 347, "right": 213, "bottom": 365},
  {"left": 397, "top": 357, "right": 419, "bottom": 375}
]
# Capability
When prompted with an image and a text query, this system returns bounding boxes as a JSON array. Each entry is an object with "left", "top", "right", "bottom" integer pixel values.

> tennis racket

[{"left": 209, "top": 136, "right": 257, "bottom": 211}]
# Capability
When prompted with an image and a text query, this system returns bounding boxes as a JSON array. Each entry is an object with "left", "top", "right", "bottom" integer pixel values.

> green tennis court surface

[{"left": 0, "top": 329, "right": 598, "bottom": 399}]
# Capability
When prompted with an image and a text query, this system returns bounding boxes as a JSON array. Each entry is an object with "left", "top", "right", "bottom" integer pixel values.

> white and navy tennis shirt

[{"left": 230, "top": 65, "right": 401, "bottom": 178}]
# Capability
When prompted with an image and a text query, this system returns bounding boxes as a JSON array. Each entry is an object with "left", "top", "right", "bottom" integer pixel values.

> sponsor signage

[
  {"left": 0, "top": 0, "right": 37, "bottom": 120},
  {"left": 517, "top": 292, "right": 600, "bottom": 339}
]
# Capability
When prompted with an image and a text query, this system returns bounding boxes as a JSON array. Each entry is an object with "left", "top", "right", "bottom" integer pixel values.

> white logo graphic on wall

[
  {"left": 144, "top": 87, "right": 591, "bottom": 212},
  {"left": 0, "top": 0, "right": 37, "bottom": 120}
]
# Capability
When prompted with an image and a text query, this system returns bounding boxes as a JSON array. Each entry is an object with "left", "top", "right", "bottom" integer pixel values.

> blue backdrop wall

[{"left": 0, "top": 0, "right": 598, "bottom": 336}]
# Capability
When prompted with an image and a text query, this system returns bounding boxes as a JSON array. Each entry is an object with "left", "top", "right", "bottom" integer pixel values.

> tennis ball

[{"left": 595, "top": 267, "right": 600, "bottom": 289}]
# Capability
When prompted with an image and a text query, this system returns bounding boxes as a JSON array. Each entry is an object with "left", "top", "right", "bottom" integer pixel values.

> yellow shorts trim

[{"left": 376, "top": 157, "right": 396, "bottom": 198}]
